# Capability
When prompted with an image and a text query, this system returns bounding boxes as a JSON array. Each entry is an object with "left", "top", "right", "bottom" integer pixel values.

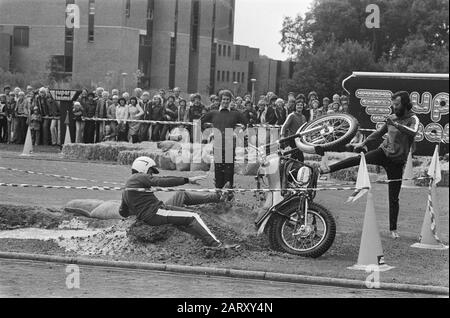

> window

[
  {"left": 147, "top": 0, "right": 154, "bottom": 20},
  {"left": 228, "top": 0, "right": 234, "bottom": 34},
  {"left": 226, "top": 71, "right": 230, "bottom": 82},
  {"left": 227, "top": 45, "right": 231, "bottom": 57},
  {"left": 217, "top": 70, "right": 220, "bottom": 81},
  {"left": 169, "top": 36, "right": 176, "bottom": 88},
  {"left": 125, "top": 0, "right": 131, "bottom": 17},
  {"left": 13, "top": 26, "right": 29, "bottom": 47},
  {"left": 88, "top": 0, "right": 95, "bottom": 42},
  {"left": 50, "top": 55, "right": 72, "bottom": 73},
  {"left": 241, "top": 72, "right": 245, "bottom": 83},
  {"left": 235, "top": 46, "right": 240, "bottom": 60},
  {"left": 232, "top": 72, "right": 236, "bottom": 82},
  {"left": 218, "top": 44, "right": 221, "bottom": 56},
  {"left": 221, "top": 71, "right": 225, "bottom": 82}
]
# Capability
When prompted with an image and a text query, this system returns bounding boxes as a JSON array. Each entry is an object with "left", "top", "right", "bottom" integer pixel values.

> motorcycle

[{"left": 251, "top": 113, "right": 359, "bottom": 257}]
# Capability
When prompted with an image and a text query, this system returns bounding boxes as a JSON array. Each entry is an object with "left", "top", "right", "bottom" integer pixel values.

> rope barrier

[
  {"left": 0, "top": 167, "right": 123, "bottom": 186},
  {"left": 81, "top": 117, "right": 195, "bottom": 126},
  {"left": 0, "top": 182, "right": 367, "bottom": 193}
]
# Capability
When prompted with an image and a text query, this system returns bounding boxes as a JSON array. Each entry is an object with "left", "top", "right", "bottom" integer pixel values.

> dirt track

[{"left": 0, "top": 151, "right": 448, "bottom": 287}]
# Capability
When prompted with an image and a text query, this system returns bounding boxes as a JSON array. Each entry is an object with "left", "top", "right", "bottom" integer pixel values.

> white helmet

[{"left": 131, "top": 156, "right": 159, "bottom": 174}]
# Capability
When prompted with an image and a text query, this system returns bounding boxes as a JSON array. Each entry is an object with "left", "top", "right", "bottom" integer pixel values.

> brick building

[{"left": 0, "top": 0, "right": 293, "bottom": 98}]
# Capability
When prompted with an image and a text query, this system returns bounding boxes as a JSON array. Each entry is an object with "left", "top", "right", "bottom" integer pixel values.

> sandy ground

[{"left": 0, "top": 149, "right": 448, "bottom": 287}]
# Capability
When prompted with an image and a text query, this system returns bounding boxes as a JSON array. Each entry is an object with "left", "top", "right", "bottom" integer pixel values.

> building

[{"left": 0, "top": 0, "right": 293, "bottom": 98}]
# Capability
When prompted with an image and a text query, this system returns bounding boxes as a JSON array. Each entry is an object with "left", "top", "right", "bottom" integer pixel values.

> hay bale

[
  {"left": 64, "top": 199, "right": 104, "bottom": 217},
  {"left": 190, "top": 143, "right": 210, "bottom": 171},
  {"left": 89, "top": 201, "right": 122, "bottom": 220},
  {"left": 117, "top": 150, "right": 161, "bottom": 166},
  {"left": 127, "top": 220, "right": 175, "bottom": 243},
  {"left": 158, "top": 151, "right": 176, "bottom": 170},
  {"left": 62, "top": 142, "right": 144, "bottom": 161}
]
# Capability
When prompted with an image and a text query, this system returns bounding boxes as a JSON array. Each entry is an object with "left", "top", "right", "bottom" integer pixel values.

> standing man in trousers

[
  {"left": 319, "top": 91, "right": 419, "bottom": 239},
  {"left": 201, "top": 90, "right": 248, "bottom": 193}
]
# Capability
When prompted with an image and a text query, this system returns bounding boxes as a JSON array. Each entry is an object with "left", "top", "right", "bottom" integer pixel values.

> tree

[{"left": 280, "top": 40, "right": 381, "bottom": 99}]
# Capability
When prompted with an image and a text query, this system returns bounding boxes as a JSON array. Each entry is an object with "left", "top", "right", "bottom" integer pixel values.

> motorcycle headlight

[{"left": 296, "top": 167, "right": 312, "bottom": 186}]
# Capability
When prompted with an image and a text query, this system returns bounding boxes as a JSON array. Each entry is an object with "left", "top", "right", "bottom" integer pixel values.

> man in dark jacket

[
  {"left": 83, "top": 92, "right": 97, "bottom": 143},
  {"left": 119, "top": 156, "right": 239, "bottom": 249},
  {"left": 319, "top": 91, "right": 420, "bottom": 239},
  {"left": 201, "top": 90, "right": 248, "bottom": 190}
]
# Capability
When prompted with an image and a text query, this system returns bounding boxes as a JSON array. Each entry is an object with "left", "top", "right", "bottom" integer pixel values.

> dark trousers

[
  {"left": 139, "top": 191, "right": 221, "bottom": 246},
  {"left": 151, "top": 124, "right": 163, "bottom": 141},
  {"left": 31, "top": 129, "right": 40, "bottom": 146},
  {"left": 329, "top": 148, "right": 404, "bottom": 231},
  {"left": 41, "top": 118, "right": 50, "bottom": 145},
  {"left": 0, "top": 118, "right": 7, "bottom": 142},
  {"left": 83, "top": 121, "right": 96, "bottom": 143}
]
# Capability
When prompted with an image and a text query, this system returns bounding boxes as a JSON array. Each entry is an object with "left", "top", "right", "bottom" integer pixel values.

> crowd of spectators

[{"left": 0, "top": 84, "right": 351, "bottom": 146}]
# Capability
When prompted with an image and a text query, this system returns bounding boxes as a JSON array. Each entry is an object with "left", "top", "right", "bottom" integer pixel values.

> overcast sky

[{"left": 234, "top": 0, "right": 313, "bottom": 61}]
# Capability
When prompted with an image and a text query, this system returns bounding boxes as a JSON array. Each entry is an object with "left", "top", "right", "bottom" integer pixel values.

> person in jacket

[
  {"left": 319, "top": 91, "right": 419, "bottom": 239},
  {"left": 95, "top": 90, "right": 109, "bottom": 142},
  {"left": 280, "top": 100, "right": 307, "bottom": 162},
  {"left": 14, "top": 91, "right": 29, "bottom": 144},
  {"left": 150, "top": 94, "right": 165, "bottom": 142},
  {"left": 116, "top": 97, "right": 129, "bottom": 142},
  {"left": 0, "top": 94, "right": 7, "bottom": 143},
  {"left": 29, "top": 106, "right": 42, "bottom": 147},
  {"left": 83, "top": 92, "right": 97, "bottom": 143},
  {"left": 73, "top": 101, "right": 85, "bottom": 143},
  {"left": 242, "top": 100, "right": 257, "bottom": 126},
  {"left": 264, "top": 95, "right": 278, "bottom": 125},
  {"left": 139, "top": 92, "right": 152, "bottom": 142},
  {"left": 160, "top": 95, "right": 178, "bottom": 141},
  {"left": 47, "top": 94, "right": 60, "bottom": 146},
  {"left": 275, "top": 98, "right": 287, "bottom": 125},
  {"left": 201, "top": 90, "right": 248, "bottom": 190},
  {"left": 106, "top": 95, "right": 118, "bottom": 139},
  {"left": 119, "top": 156, "right": 239, "bottom": 249},
  {"left": 127, "top": 96, "right": 144, "bottom": 143}
]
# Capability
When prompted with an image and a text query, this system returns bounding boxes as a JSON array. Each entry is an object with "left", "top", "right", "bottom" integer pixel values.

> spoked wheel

[
  {"left": 269, "top": 202, "right": 336, "bottom": 258},
  {"left": 295, "top": 113, "right": 359, "bottom": 154}
]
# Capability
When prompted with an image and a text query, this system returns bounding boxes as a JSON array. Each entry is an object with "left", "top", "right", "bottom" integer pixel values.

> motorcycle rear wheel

[{"left": 268, "top": 202, "right": 336, "bottom": 258}]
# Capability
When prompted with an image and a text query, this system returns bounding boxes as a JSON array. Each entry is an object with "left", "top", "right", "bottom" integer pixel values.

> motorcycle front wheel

[{"left": 268, "top": 202, "right": 336, "bottom": 258}]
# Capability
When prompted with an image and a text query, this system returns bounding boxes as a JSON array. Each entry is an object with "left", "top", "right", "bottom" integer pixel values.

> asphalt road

[{"left": 0, "top": 259, "right": 441, "bottom": 298}]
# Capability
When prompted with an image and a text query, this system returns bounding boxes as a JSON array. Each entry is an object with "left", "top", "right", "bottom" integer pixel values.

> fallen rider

[{"left": 119, "top": 156, "right": 240, "bottom": 250}]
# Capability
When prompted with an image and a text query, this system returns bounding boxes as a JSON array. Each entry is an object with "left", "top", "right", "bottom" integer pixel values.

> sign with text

[
  {"left": 343, "top": 72, "right": 449, "bottom": 156},
  {"left": 49, "top": 89, "right": 81, "bottom": 102}
]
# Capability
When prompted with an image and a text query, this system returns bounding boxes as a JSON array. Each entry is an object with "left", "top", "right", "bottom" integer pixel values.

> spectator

[
  {"left": 102, "top": 124, "right": 117, "bottom": 142},
  {"left": 188, "top": 93, "right": 206, "bottom": 122},
  {"left": 328, "top": 94, "right": 341, "bottom": 113},
  {"left": 158, "top": 89, "right": 167, "bottom": 104},
  {"left": 208, "top": 95, "right": 220, "bottom": 111},
  {"left": 256, "top": 100, "right": 266, "bottom": 124},
  {"left": 122, "top": 92, "right": 130, "bottom": 103},
  {"left": 116, "top": 97, "right": 129, "bottom": 142},
  {"left": 0, "top": 94, "right": 7, "bottom": 142},
  {"left": 47, "top": 94, "right": 60, "bottom": 146},
  {"left": 83, "top": 92, "right": 97, "bottom": 143},
  {"left": 340, "top": 95, "right": 349, "bottom": 113},
  {"left": 33, "top": 87, "right": 49, "bottom": 145},
  {"left": 127, "top": 96, "right": 144, "bottom": 143},
  {"left": 243, "top": 94, "right": 252, "bottom": 103},
  {"left": 306, "top": 91, "right": 318, "bottom": 122},
  {"left": 161, "top": 95, "right": 178, "bottom": 141},
  {"left": 111, "top": 89, "right": 120, "bottom": 98},
  {"left": 107, "top": 95, "right": 118, "bottom": 140},
  {"left": 14, "top": 91, "right": 28, "bottom": 144},
  {"left": 133, "top": 88, "right": 143, "bottom": 103},
  {"left": 280, "top": 100, "right": 307, "bottom": 162},
  {"left": 95, "top": 87, "right": 104, "bottom": 102},
  {"left": 310, "top": 99, "right": 322, "bottom": 121},
  {"left": 139, "top": 91, "right": 152, "bottom": 142},
  {"left": 201, "top": 89, "right": 248, "bottom": 190},
  {"left": 275, "top": 98, "right": 287, "bottom": 125},
  {"left": 29, "top": 106, "right": 42, "bottom": 147},
  {"left": 73, "top": 101, "right": 85, "bottom": 143},
  {"left": 150, "top": 94, "right": 165, "bottom": 141},
  {"left": 265, "top": 95, "right": 278, "bottom": 125},
  {"left": 95, "top": 90, "right": 109, "bottom": 142},
  {"left": 235, "top": 97, "right": 244, "bottom": 112},
  {"left": 173, "top": 87, "right": 182, "bottom": 105},
  {"left": 243, "top": 100, "right": 257, "bottom": 126},
  {"left": 322, "top": 97, "right": 330, "bottom": 113},
  {"left": 177, "top": 98, "right": 188, "bottom": 122},
  {"left": 327, "top": 101, "right": 340, "bottom": 114},
  {"left": 6, "top": 91, "right": 16, "bottom": 144},
  {"left": 286, "top": 94, "right": 296, "bottom": 114}
]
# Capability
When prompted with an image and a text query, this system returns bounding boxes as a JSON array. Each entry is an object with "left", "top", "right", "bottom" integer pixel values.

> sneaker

[{"left": 391, "top": 231, "right": 400, "bottom": 239}]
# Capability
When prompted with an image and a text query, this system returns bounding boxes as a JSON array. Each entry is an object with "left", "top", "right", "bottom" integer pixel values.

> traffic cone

[
  {"left": 64, "top": 124, "right": 71, "bottom": 145},
  {"left": 348, "top": 154, "right": 394, "bottom": 271},
  {"left": 411, "top": 145, "right": 448, "bottom": 250},
  {"left": 20, "top": 126, "right": 33, "bottom": 156},
  {"left": 401, "top": 149, "right": 416, "bottom": 188}
]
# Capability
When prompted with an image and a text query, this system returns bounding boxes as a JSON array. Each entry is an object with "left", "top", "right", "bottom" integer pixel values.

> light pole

[
  {"left": 233, "top": 81, "right": 239, "bottom": 98},
  {"left": 250, "top": 78, "right": 256, "bottom": 104},
  {"left": 121, "top": 72, "right": 128, "bottom": 94}
]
